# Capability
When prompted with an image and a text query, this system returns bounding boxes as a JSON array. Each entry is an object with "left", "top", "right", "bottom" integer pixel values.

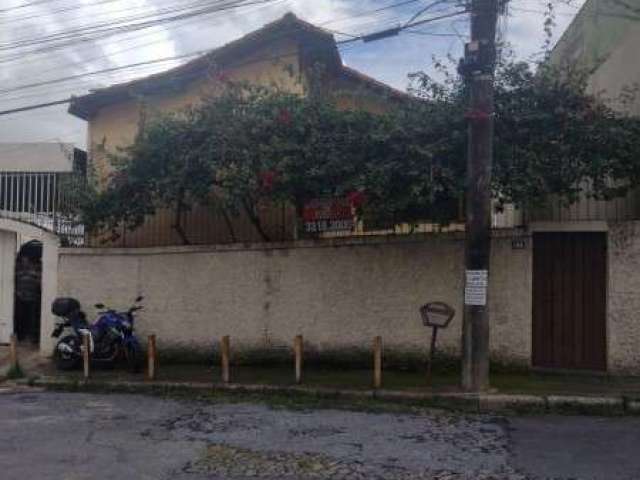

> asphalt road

[{"left": 0, "top": 390, "right": 638, "bottom": 480}]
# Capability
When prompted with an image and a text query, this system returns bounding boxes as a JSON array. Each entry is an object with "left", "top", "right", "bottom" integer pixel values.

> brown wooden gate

[{"left": 532, "top": 232, "right": 607, "bottom": 371}]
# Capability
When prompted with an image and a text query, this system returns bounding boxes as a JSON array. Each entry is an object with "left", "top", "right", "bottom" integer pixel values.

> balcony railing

[{"left": 0, "top": 171, "right": 85, "bottom": 246}]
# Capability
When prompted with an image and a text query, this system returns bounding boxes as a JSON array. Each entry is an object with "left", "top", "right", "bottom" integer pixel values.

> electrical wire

[
  {"left": 0, "top": 0, "right": 284, "bottom": 66},
  {"left": 403, "top": 0, "right": 451, "bottom": 26},
  {"left": 0, "top": 8, "right": 469, "bottom": 112},
  {"left": 5, "top": 0, "right": 287, "bottom": 86},
  {"left": 0, "top": 0, "right": 273, "bottom": 51},
  {"left": 0, "top": 50, "right": 208, "bottom": 96},
  {"left": 0, "top": 0, "right": 121, "bottom": 25},
  {"left": 0, "top": 0, "right": 68, "bottom": 14}
]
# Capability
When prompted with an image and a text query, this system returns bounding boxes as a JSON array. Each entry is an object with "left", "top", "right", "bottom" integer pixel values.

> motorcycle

[{"left": 51, "top": 295, "right": 144, "bottom": 372}]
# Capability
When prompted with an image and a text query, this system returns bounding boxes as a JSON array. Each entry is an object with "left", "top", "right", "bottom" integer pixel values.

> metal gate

[{"left": 532, "top": 232, "right": 607, "bottom": 371}]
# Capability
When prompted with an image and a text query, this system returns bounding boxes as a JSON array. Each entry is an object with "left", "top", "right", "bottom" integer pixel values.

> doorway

[
  {"left": 532, "top": 232, "right": 607, "bottom": 371},
  {"left": 13, "top": 240, "right": 43, "bottom": 345}
]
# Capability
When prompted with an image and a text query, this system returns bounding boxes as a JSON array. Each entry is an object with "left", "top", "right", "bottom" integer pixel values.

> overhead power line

[
  {"left": 339, "top": 9, "right": 468, "bottom": 44},
  {"left": 0, "top": 0, "right": 281, "bottom": 68},
  {"left": 1, "top": 0, "right": 286, "bottom": 75},
  {"left": 0, "top": 98, "right": 71, "bottom": 116},
  {"left": 1, "top": 8, "right": 468, "bottom": 99},
  {"left": 404, "top": 0, "right": 451, "bottom": 26},
  {"left": 0, "top": 0, "right": 274, "bottom": 51},
  {"left": 0, "top": 8, "right": 469, "bottom": 115},
  {"left": 0, "top": 0, "right": 66, "bottom": 14},
  {"left": 0, "top": 0, "right": 121, "bottom": 25},
  {"left": 0, "top": 50, "right": 207, "bottom": 96},
  {"left": 319, "top": 0, "right": 423, "bottom": 27}
]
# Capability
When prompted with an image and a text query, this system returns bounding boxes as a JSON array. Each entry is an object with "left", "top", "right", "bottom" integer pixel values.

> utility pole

[{"left": 459, "top": 0, "right": 500, "bottom": 392}]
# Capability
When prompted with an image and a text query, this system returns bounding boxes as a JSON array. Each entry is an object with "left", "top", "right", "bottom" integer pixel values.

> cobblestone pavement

[{"left": 0, "top": 391, "right": 638, "bottom": 480}]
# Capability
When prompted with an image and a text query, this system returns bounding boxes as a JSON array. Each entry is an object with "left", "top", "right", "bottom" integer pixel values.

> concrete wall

[
  {"left": 551, "top": 0, "right": 640, "bottom": 75},
  {"left": 57, "top": 233, "right": 532, "bottom": 366},
  {"left": 608, "top": 222, "right": 640, "bottom": 374}
]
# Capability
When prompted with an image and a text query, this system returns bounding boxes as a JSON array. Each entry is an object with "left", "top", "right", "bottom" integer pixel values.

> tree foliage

[{"left": 79, "top": 58, "right": 640, "bottom": 242}]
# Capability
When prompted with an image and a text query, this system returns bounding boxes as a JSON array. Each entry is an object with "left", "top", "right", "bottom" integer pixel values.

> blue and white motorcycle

[{"left": 51, "top": 296, "right": 143, "bottom": 372}]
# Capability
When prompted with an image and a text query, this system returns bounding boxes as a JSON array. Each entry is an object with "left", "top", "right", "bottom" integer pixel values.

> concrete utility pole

[{"left": 459, "top": 0, "right": 500, "bottom": 392}]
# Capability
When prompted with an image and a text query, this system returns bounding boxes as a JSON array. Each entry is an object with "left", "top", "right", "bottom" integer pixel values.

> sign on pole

[{"left": 464, "top": 269, "right": 488, "bottom": 306}]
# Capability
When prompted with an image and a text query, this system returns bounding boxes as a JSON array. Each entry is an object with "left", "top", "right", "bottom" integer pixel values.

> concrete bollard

[
  {"left": 9, "top": 334, "right": 18, "bottom": 371},
  {"left": 147, "top": 334, "right": 157, "bottom": 381},
  {"left": 82, "top": 333, "right": 90, "bottom": 380},
  {"left": 373, "top": 336, "right": 382, "bottom": 389},
  {"left": 221, "top": 336, "right": 230, "bottom": 384},
  {"left": 294, "top": 335, "right": 303, "bottom": 384}
]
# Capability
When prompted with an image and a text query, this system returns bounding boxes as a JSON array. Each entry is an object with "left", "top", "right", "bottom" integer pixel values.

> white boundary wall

[{"left": 57, "top": 233, "right": 533, "bottom": 366}]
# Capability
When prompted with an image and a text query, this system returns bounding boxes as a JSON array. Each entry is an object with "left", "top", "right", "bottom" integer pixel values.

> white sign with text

[{"left": 464, "top": 269, "right": 488, "bottom": 306}]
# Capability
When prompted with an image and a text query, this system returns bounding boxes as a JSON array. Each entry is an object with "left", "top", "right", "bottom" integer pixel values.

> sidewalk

[
  {"left": 5, "top": 359, "right": 640, "bottom": 415},
  {"left": 0, "top": 342, "right": 49, "bottom": 380}
]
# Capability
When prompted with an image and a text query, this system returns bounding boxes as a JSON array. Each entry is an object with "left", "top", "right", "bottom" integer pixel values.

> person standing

[{"left": 14, "top": 241, "right": 42, "bottom": 344}]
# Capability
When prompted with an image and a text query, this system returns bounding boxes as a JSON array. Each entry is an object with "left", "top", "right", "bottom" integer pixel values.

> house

[
  {"left": 53, "top": 12, "right": 640, "bottom": 376},
  {"left": 68, "top": 13, "right": 412, "bottom": 247}
]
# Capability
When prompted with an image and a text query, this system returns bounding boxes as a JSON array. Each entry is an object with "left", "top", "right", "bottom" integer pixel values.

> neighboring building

[
  {"left": 0, "top": 143, "right": 86, "bottom": 345},
  {"left": 539, "top": 0, "right": 640, "bottom": 223},
  {"left": 551, "top": 0, "right": 640, "bottom": 117},
  {"left": 0, "top": 143, "right": 86, "bottom": 243}
]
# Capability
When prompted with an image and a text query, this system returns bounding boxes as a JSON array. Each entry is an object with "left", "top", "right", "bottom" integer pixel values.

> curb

[{"left": 13, "top": 377, "right": 639, "bottom": 416}]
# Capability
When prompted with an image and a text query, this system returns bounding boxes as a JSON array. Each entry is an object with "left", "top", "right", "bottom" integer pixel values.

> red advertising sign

[{"left": 302, "top": 197, "right": 355, "bottom": 233}]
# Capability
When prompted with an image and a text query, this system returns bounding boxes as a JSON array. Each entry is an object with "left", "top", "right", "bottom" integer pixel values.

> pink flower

[
  {"left": 259, "top": 170, "right": 277, "bottom": 191},
  {"left": 347, "top": 191, "right": 366, "bottom": 208},
  {"left": 277, "top": 108, "right": 292, "bottom": 126}
]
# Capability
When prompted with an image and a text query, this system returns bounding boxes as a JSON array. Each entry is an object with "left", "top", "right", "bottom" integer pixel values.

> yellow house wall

[{"left": 88, "top": 39, "right": 304, "bottom": 185}]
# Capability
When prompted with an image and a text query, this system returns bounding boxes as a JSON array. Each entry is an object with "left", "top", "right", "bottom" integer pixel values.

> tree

[{"left": 77, "top": 60, "right": 640, "bottom": 243}]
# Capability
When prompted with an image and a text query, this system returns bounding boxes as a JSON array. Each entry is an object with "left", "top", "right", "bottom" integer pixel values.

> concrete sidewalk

[
  {"left": 0, "top": 343, "right": 48, "bottom": 380},
  {"left": 3, "top": 346, "right": 639, "bottom": 415}
]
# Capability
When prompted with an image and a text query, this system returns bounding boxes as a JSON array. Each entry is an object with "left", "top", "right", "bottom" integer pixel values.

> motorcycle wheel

[
  {"left": 54, "top": 335, "right": 81, "bottom": 370},
  {"left": 124, "top": 343, "right": 142, "bottom": 373}
]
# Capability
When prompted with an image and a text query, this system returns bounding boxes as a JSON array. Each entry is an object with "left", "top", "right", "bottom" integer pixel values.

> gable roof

[{"left": 68, "top": 12, "right": 407, "bottom": 120}]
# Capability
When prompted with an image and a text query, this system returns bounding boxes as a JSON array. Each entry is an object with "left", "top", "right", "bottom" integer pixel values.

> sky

[{"left": 0, "top": 0, "right": 585, "bottom": 149}]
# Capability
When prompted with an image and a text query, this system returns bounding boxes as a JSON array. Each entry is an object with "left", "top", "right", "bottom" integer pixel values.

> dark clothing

[
  {"left": 14, "top": 258, "right": 42, "bottom": 344},
  {"left": 14, "top": 298, "right": 40, "bottom": 343},
  {"left": 16, "top": 264, "right": 41, "bottom": 303}
]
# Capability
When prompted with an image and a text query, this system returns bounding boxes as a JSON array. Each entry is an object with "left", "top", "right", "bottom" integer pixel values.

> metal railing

[{"left": 0, "top": 171, "right": 85, "bottom": 246}]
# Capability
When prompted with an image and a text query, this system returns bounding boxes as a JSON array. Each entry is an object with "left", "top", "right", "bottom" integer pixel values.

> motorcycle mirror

[
  {"left": 135, "top": 295, "right": 144, "bottom": 302},
  {"left": 95, "top": 303, "right": 105, "bottom": 309}
]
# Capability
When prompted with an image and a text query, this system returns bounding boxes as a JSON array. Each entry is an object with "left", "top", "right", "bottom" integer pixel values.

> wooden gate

[{"left": 532, "top": 232, "right": 607, "bottom": 371}]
